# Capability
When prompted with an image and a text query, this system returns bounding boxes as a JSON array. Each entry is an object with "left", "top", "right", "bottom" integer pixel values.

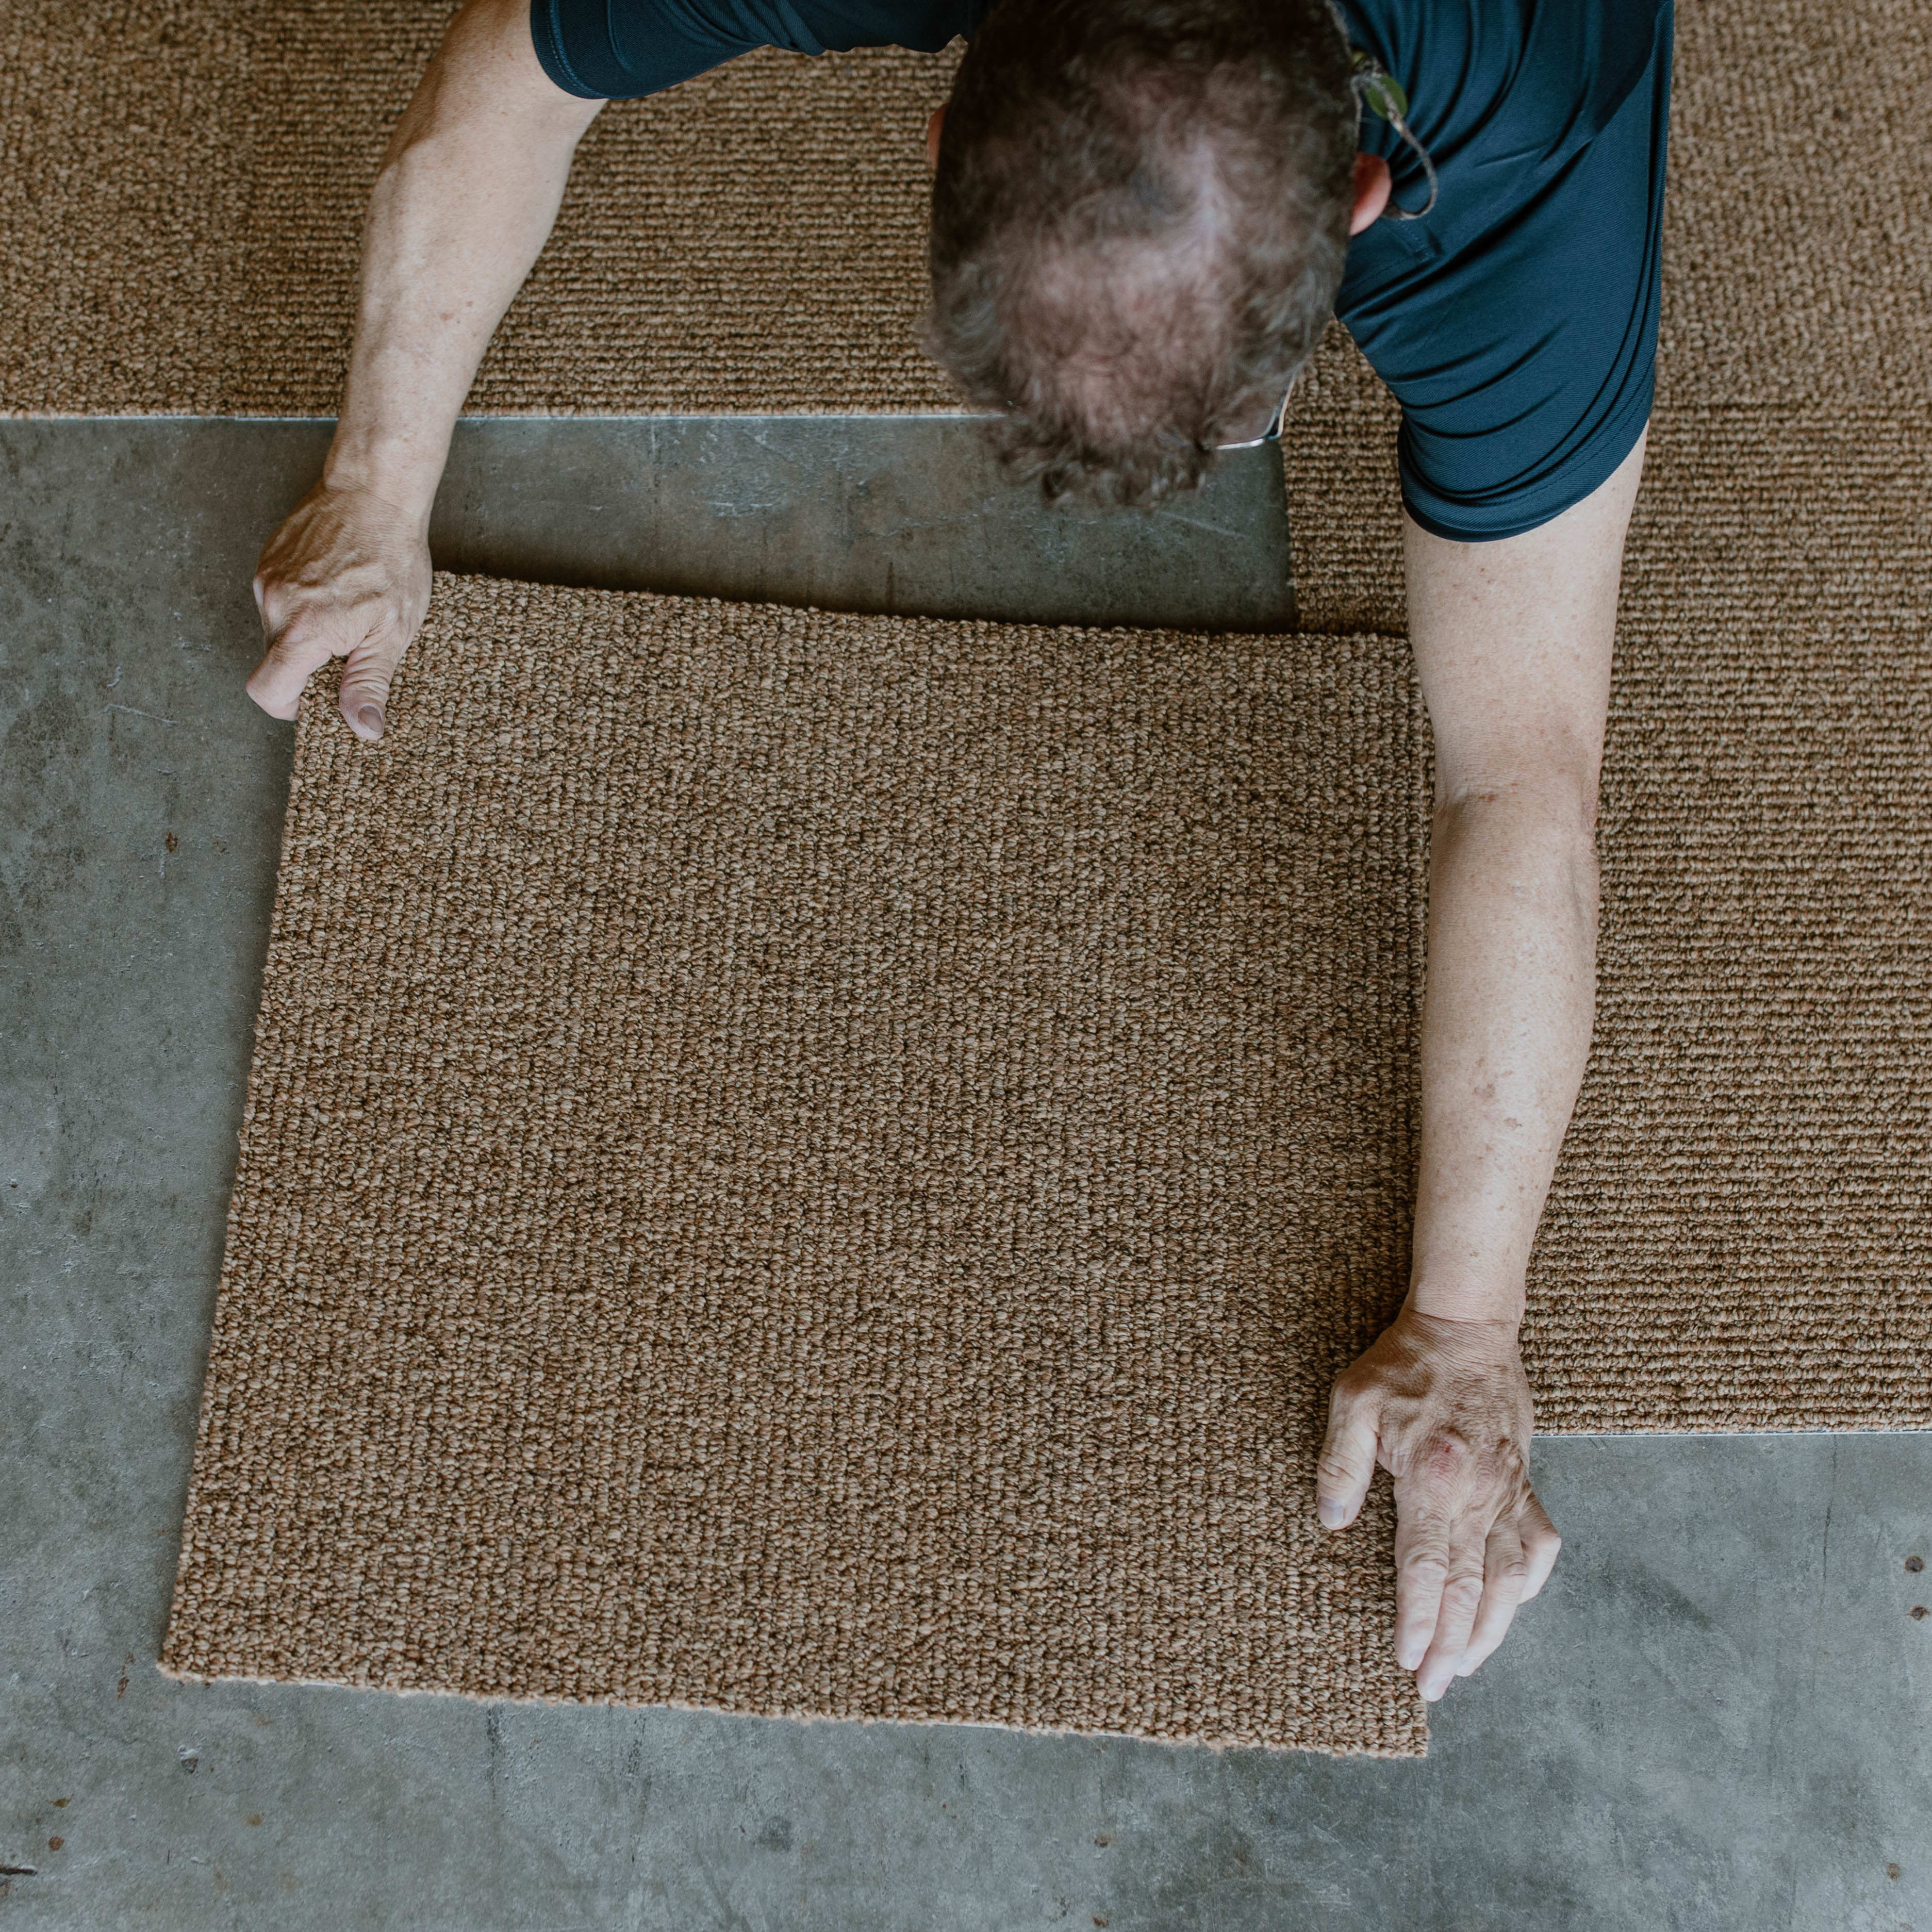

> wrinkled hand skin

[
  {"left": 247, "top": 482, "right": 434, "bottom": 740},
  {"left": 1316, "top": 1307, "right": 1561, "bottom": 1702}
]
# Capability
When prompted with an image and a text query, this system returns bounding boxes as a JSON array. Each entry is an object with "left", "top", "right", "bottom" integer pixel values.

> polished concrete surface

[
  {"left": 2, "top": 420, "right": 1927, "bottom": 1931},
  {"left": 428, "top": 416, "right": 1298, "bottom": 629}
]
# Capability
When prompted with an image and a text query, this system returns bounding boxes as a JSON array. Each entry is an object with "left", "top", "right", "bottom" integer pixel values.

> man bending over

[{"left": 247, "top": 0, "right": 1673, "bottom": 1702}]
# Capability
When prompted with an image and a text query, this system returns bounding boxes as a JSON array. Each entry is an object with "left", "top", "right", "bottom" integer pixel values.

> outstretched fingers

[
  {"left": 1409, "top": 1512, "right": 1489, "bottom": 1701},
  {"left": 1392, "top": 1493, "right": 1454, "bottom": 1680},
  {"left": 1450, "top": 1489, "right": 1560, "bottom": 1683},
  {"left": 1393, "top": 1439, "right": 1558, "bottom": 1699},
  {"left": 1326, "top": 1309, "right": 1554, "bottom": 1698}
]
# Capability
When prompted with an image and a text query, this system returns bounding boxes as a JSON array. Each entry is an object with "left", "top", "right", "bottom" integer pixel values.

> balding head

[{"left": 925, "top": 0, "right": 1357, "bottom": 506}]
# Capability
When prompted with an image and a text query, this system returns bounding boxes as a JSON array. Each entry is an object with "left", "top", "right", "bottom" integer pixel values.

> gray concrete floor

[{"left": 2, "top": 419, "right": 1928, "bottom": 1931}]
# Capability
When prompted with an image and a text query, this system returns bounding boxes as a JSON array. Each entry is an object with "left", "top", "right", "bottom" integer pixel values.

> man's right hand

[
  {"left": 247, "top": 482, "right": 434, "bottom": 741},
  {"left": 242, "top": 0, "right": 603, "bottom": 737}
]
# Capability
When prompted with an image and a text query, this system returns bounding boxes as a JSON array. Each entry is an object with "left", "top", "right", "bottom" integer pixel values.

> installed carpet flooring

[
  {"left": 162, "top": 525, "right": 1932, "bottom": 1745},
  {"left": 4, "top": 0, "right": 1928, "bottom": 430},
  {"left": 4, "top": 0, "right": 1926, "bottom": 420},
  {"left": 1525, "top": 404, "right": 1932, "bottom": 1431},
  {"left": 162, "top": 581, "right": 1433, "bottom": 1756},
  {"left": 0, "top": 8, "right": 959, "bottom": 416},
  {"left": 1277, "top": 0, "right": 1932, "bottom": 1428},
  {"left": 145, "top": 0, "right": 1932, "bottom": 1749}
]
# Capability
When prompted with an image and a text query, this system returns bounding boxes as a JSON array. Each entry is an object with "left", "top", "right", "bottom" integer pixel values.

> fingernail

[
  {"left": 1319, "top": 1500, "right": 1345, "bottom": 1529},
  {"left": 357, "top": 704, "right": 385, "bottom": 739}
]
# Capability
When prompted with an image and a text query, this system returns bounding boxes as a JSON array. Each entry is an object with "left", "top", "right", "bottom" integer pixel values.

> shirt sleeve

[
  {"left": 532, "top": 0, "right": 984, "bottom": 101},
  {"left": 1400, "top": 26, "right": 1669, "bottom": 542},
  {"left": 1335, "top": 0, "right": 1672, "bottom": 539}
]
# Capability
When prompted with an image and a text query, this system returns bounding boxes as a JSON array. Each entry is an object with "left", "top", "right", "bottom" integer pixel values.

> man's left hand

[{"left": 1315, "top": 1307, "right": 1561, "bottom": 1700}]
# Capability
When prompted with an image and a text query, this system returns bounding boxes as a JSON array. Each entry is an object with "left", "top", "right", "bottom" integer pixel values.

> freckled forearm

[{"left": 1406, "top": 789, "right": 1600, "bottom": 1326}]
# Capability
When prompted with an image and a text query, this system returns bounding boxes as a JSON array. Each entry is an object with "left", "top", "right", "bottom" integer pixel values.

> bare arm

[
  {"left": 1317, "top": 430, "right": 1648, "bottom": 1698},
  {"left": 246, "top": 0, "right": 603, "bottom": 734}
]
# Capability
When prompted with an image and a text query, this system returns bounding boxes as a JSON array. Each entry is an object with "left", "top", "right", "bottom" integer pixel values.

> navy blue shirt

[
  {"left": 532, "top": 0, "right": 1673, "bottom": 541},
  {"left": 1336, "top": 0, "right": 1671, "bottom": 537},
  {"left": 533, "top": 0, "right": 990, "bottom": 97}
]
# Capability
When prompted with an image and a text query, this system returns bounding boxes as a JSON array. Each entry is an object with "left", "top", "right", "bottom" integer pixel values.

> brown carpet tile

[
  {"left": 1279, "top": 406, "right": 1932, "bottom": 1434},
  {"left": 1273, "top": 0, "right": 1932, "bottom": 1431},
  {"left": 159, "top": 440, "right": 1932, "bottom": 1729},
  {"left": 1529, "top": 405, "right": 1932, "bottom": 1431},
  {"left": 0, "top": 8, "right": 961, "bottom": 416},
  {"left": 161, "top": 580, "right": 1432, "bottom": 1756},
  {"left": 3, "top": 0, "right": 1925, "bottom": 423},
  {"left": 102, "top": 0, "right": 1932, "bottom": 1745}
]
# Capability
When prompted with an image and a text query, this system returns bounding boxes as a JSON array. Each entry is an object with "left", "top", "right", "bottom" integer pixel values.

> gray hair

[{"left": 925, "top": 0, "right": 1358, "bottom": 507}]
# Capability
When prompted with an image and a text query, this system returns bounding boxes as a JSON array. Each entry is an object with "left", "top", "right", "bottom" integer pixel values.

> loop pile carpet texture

[
  {"left": 4, "top": 0, "right": 1925, "bottom": 426},
  {"left": 0, "top": 8, "right": 961, "bottom": 415},
  {"left": 162, "top": 585, "right": 1435, "bottom": 1756},
  {"left": 1276, "top": 0, "right": 1932, "bottom": 1432},
  {"left": 70, "top": 0, "right": 1927, "bottom": 1749}
]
